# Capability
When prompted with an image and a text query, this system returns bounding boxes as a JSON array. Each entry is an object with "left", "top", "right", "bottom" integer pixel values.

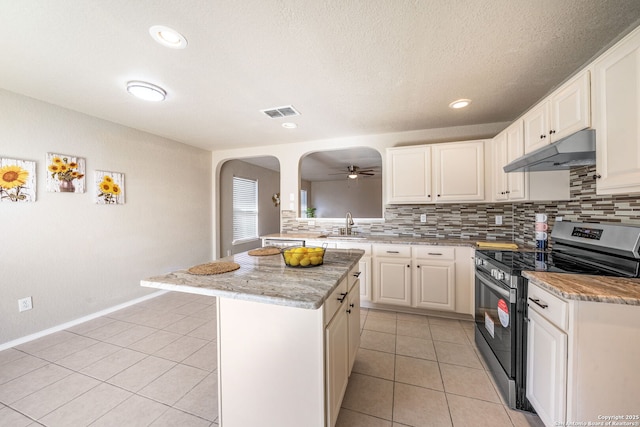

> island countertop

[
  {"left": 141, "top": 248, "right": 364, "bottom": 310},
  {"left": 522, "top": 271, "right": 640, "bottom": 305}
]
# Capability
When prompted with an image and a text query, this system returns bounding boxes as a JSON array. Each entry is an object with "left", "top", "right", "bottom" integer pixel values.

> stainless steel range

[{"left": 474, "top": 221, "right": 640, "bottom": 412}]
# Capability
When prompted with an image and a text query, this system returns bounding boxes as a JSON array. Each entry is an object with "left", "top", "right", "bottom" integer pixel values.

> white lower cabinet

[
  {"left": 371, "top": 244, "right": 474, "bottom": 315},
  {"left": 325, "top": 300, "right": 349, "bottom": 427},
  {"left": 526, "top": 281, "right": 640, "bottom": 427},
  {"left": 373, "top": 245, "right": 412, "bottom": 306},
  {"left": 413, "top": 247, "right": 456, "bottom": 311},
  {"left": 325, "top": 266, "right": 361, "bottom": 427},
  {"left": 526, "top": 306, "right": 567, "bottom": 427}
]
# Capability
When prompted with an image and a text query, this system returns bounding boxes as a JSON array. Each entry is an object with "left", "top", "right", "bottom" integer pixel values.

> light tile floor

[{"left": 0, "top": 292, "right": 544, "bottom": 427}]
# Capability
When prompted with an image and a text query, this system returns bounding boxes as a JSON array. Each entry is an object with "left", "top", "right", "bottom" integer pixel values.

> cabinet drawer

[
  {"left": 374, "top": 244, "right": 411, "bottom": 258},
  {"left": 414, "top": 246, "right": 455, "bottom": 260},
  {"left": 348, "top": 265, "right": 361, "bottom": 291},
  {"left": 324, "top": 278, "right": 348, "bottom": 326},
  {"left": 527, "top": 282, "right": 568, "bottom": 331}
]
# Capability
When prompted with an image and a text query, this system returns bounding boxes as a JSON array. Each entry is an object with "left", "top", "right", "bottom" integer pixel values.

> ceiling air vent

[{"left": 260, "top": 105, "right": 300, "bottom": 119}]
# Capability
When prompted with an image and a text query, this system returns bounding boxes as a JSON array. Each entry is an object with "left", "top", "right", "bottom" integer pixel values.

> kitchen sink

[{"left": 325, "top": 235, "right": 368, "bottom": 240}]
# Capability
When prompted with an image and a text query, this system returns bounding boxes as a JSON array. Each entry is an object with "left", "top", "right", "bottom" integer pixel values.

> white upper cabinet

[
  {"left": 524, "top": 71, "right": 591, "bottom": 154},
  {"left": 551, "top": 71, "right": 591, "bottom": 141},
  {"left": 386, "top": 140, "right": 485, "bottom": 204},
  {"left": 493, "top": 122, "right": 527, "bottom": 201},
  {"left": 386, "top": 146, "right": 432, "bottom": 203},
  {"left": 432, "top": 141, "right": 485, "bottom": 202},
  {"left": 593, "top": 26, "right": 640, "bottom": 195},
  {"left": 523, "top": 100, "right": 552, "bottom": 153}
]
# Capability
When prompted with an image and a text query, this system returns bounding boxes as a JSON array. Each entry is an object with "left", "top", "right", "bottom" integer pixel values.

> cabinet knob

[
  {"left": 593, "top": 174, "right": 602, "bottom": 180},
  {"left": 437, "top": 194, "right": 441, "bottom": 197},
  {"left": 350, "top": 303, "right": 355, "bottom": 308},
  {"left": 427, "top": 194, "right": 431, "bottom": 198},
  {"left": 505, "top": 190, "right": 510, "bottom": 194},
  {"left": 500, "top": 191, "right": 505, "bottom": 195},
  {"left": 346, "top": 309, "right": 352, "bottom": 314},
  {"left": 407, "top": 264, "right": 410, "bottom": 268},
  {"left": 549, "top": 129, "right": 556, "bottom": 135}
]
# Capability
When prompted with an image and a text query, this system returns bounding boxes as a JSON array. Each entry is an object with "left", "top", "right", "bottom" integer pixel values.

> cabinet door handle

[
  {"left": 346, "top": 309, "right": 352, "bottom": 314},
  {"left": 593, "top": 174, "right": 602, "bottom": 180},
  {"left": 540, "top": 134, "right": 546, "bottom": 139},
  {"left": 428, "top": 252, "right": 442, "bottom": 256},
  {"left": 337, "top": 292, "right": 347, "bottom": 303},
  {"left": 353, "top": 271, "right": 362, "bottom": 277},
  {"left": 528, "top": 297, "right": 548, "bottom": 309},
  {"left": 549, "top": 129, "right": 556, "bottom": 135},
  {"left": 349, "top": 303, "right": 355, "bottom": 308},
  {"left": 386, "top": 251, "right": 399, "bottom": 254},
  {"left": 505, "top": 190, "right": 510, "bottom": 194}
]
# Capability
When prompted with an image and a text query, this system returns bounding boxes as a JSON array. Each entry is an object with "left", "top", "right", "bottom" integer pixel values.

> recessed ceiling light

[
  {"left": 149, "top": 25, "right": 188, "bottom": 49},
  {"left": 282, "top": 122, "right": 297, "bottom": 129},
  {"left": 449, "top": 99, "right": 472, "bottom": 109},
  {"left": 126, "top": 81, "right": 167, "bottom": 102}
]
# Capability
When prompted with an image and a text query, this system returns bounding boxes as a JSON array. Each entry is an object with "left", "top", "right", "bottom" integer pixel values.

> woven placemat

[
  {"left": 248, "top": 247, "right": 281, "bottom": 256},
  {"left": 187, "top": 262, "right": 240, "bottom": 275}
]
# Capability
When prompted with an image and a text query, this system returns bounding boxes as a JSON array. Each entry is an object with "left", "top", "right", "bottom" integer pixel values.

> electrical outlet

[
  {"left": 495, "top": 215, "right": 503, "bottom": 225},
  {"left": 420, "top": 214, "right": 427, "bottom": 223},
  {"left": 18, "top": 297, "right": 32, "bottom": 312}
]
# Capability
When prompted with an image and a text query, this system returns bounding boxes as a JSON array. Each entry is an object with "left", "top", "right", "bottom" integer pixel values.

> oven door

[{"left": 475, "top": 269, "right": 517, "bottom": 378}]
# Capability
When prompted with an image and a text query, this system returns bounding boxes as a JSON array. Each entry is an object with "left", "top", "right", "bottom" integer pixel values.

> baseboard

[
  {"left": 0, "top": 290, "right": 168, "bottom": 351},
  {"left": 360, "top": 301, "right": 474, "bottom": 322}
]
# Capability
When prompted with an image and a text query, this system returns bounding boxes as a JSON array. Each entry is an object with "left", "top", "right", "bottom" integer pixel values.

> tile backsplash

[{"left": 282, "top": 166, "right": 640, "bottom": 247}]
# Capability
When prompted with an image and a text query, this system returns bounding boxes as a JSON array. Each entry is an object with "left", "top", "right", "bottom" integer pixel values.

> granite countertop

[
  {"left": 141, "top": 248, "right": 364, "bottom": 310},
  {"left": 261, "top": 233, "right": 514, "bottom": 248},
  {"left": 522, "top": 271, "right": 640, "bottom": 306}
]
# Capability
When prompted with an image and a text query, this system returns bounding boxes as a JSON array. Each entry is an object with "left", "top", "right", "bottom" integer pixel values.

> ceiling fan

[{"left": 329, "top": 165, "right": 378, "bottom": 179}]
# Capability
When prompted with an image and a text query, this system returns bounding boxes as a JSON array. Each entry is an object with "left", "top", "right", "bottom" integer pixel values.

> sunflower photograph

[
  {"left": 95, "top": 170, "right": 125, "bottom": 204},
  {"left": 0, "top": 158, "right": 36, "bottom": 202},
  {"left": 46, "top": 153, "right": 86, "bottom": 193}
]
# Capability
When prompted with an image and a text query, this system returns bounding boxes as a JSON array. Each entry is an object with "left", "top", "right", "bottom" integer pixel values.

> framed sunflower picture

[
  {"left": 95, "top": 170, "right": 125, "bottom": 205},
  {"left": 46, "top": 153, "right": 86, "bottom": 193},
  {"left": 0, "top": 157, "right": 36, "bottom": 202}
]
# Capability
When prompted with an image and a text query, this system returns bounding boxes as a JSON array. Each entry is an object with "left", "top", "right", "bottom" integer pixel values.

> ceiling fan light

[
  {"left": 348, "top": 173, "right": 358, "bottom": 179},
  {"left": 126, "top": 81, "right": 167, "bottom": 102}
]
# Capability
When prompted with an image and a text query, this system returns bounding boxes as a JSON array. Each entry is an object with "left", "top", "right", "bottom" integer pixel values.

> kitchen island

[{"left": 141, "top": 248, "right": 364, "bottom": 427}]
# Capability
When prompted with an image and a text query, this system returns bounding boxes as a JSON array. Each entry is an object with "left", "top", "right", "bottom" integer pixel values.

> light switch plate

[
  {"left": 420, "top": 214, "right": 427, "bottom": 223},
  {"left": 495, "top": 215, "right": 503, "bottom": 225}
]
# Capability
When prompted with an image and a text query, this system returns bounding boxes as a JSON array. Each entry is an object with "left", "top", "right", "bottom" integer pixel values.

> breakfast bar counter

[{"left": 141, "top": 248, "right": 364, "bottom": 427}]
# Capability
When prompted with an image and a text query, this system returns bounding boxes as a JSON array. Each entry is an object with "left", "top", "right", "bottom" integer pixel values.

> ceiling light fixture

[
  {"left": 449, "top": 99, "right": 472, "bottom": 109},
  {"left": 348, "top": 173, "right": 358, "bottom": 179},
  {"left": 282, "top": 122, "right": 297, "bottom": 129},
  {"left": 126, "top": 81, "right": 167, "bottom": 102},
  {"left": 149, "top": 25, "right": 188, "bottom": 49}
]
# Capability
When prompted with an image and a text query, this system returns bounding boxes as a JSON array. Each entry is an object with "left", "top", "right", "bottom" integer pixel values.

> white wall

[
  {"left": 310, "top": 178, "right": 382, "bottom": 218},
  {"left": 211, "top": 121, "right": 508, "bottom": 257},
  {"left": 0, "top": 90, "right": 212, "bottom": 344}
]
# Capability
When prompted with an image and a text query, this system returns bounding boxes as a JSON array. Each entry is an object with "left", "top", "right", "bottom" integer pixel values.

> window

[
  {"left": 300, "top": 189, "right": 308, "bottom": 217},
  {"left": 233, "top": 177, "right": 258, "bottom": 244}
]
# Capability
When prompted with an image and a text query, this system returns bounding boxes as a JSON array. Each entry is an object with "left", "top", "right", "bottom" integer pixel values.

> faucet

[{"left": 345, "top": 211, "right": 354, "bottom": 235}]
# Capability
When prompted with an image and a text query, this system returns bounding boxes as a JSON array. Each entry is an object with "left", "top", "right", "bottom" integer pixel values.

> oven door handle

[{"left": 476, "top": 270, "right": 514, "bottom": 302}]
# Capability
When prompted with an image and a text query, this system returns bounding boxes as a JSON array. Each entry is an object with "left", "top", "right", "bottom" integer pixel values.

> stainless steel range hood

[{"left": 503, "top": 129, "right": 595, "bottom": 173}]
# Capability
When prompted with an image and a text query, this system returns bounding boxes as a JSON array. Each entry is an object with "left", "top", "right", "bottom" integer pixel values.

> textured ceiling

[{"left": 1, "top": 0, "right": 640, "bottom": 152}]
